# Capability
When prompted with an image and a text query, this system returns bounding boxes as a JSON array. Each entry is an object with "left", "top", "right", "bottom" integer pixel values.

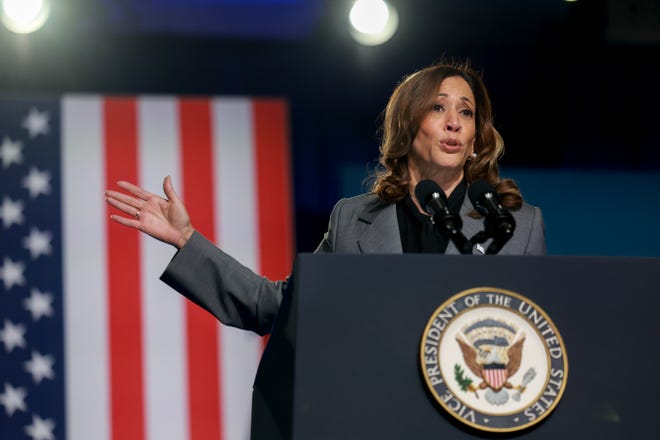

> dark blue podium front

[{"left": 251, "top": 254, "right": 660, "bottom": 439}]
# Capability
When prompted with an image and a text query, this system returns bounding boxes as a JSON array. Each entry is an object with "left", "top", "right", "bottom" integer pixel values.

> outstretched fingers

[
  {"left": 106, "top": 188, "right": 142, "bottom": 208},
  {"left": 117, "top": 180, "right": 159, "bottom": 202},
  {"left": 105, "top": 194, "right": 140, "bottom": 229},
  {"left": 105, "top": 192, "right": 141, "bottom": 219},
  {"left": 109, "top": 212, "right": 140, "bottom": 229}
]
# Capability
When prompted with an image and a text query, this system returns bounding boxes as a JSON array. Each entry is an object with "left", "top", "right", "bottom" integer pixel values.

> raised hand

[{"left": 105, "top": 175, "right": 195, "bottom": 249}]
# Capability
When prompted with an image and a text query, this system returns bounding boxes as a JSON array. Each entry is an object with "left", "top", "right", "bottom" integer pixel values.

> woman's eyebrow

[{"left": 436, "top": 93, "right": 474, "bottom": 105}]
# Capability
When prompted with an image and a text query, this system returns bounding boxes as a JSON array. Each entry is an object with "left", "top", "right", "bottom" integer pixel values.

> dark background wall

[{"left": 2, "top": 0, "right": 658, "bottom": 255}]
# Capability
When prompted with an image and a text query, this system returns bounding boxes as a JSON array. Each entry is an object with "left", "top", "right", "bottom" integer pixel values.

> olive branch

[
  {"left": 454, "top": 364, "right": 472, "bottom": 391},
  {"left": 454, "top": 363, "right": 479, "bottom": 398}
]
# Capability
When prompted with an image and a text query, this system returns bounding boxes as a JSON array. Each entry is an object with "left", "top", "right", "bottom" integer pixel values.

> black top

[{"left": 396, "top": 179, "right": 467, "bottom": 253}]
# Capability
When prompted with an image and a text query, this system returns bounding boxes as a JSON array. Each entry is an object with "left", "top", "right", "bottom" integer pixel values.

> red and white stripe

[
  {"left": 484, "top": 368, "right": 508, "bottom": 391},
  {"left": 62, "top": 95, "right": 293, "bottom": 440}
]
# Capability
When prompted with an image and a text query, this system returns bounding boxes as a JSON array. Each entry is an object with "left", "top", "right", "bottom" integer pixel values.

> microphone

[
  {"left": 467, "top": 179, "right": 516, "bottom": 254},
  {"left": 414, "top": 179, "right": 471, "bottom": 254}
]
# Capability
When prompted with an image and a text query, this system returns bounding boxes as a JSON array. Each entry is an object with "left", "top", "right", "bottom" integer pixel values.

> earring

[{"left": 470, "top": 152, "right": 477, "bottom": 159}]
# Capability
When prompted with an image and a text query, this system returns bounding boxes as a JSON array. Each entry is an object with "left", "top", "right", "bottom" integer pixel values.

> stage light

[
  {"left": 1, "top": 0, "right": 50, "bottom": 34},
  {"left": 349, "top": 0, "right": 399, "bottom": 46}
]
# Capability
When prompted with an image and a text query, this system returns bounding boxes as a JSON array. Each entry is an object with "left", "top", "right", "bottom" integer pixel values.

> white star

[
  {"left": 22, "top": 167, "right": 51, "bottom": 199},
  {"left": 0, "top": 257, "right": 26, "bottom": 291},
  {"left": 24, "top": 351, "right": 55, "bottom": 384},
  {"left": 24, "top": 288, "right": 54, "bottom": 321},
  {"left": 0, "top": 382, "right": 28, "bottom": 416},
  {"left": 0, "top": 320, "right": 27, "bottom": 352},
  {"left": 22, "top": 107, "right": 50, "bottom": 139},
  {"left": 24, "top": 414, "right": 55, "bottom": 440},
  {"left": 23, "top": 227, "right": 53, "bottom": 260},
  {"left": 0, "top": 136, "right": 23, "bottom": 168},
  {"left": 0, "top": 196, "right": 25, "bottom": 229}
]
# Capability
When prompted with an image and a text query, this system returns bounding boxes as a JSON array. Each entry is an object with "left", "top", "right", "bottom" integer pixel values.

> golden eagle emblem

[{"left": 455, "top": 318, "right": 530, "bottom": 405}]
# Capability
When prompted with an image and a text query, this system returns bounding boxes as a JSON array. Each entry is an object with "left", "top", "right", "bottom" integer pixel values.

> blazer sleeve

[{"left": 160, "top": 231, "right": 286, "bottom": 335}]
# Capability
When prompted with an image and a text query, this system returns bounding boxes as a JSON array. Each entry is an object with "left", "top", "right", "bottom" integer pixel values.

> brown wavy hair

[{"left": 370, "top": 61, "right": 522, "bottom": 211}]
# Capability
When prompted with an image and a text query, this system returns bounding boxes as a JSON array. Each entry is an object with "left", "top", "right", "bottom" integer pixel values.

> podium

[{"left": 251, "top": 254, "right": 660, "bottom": 439}]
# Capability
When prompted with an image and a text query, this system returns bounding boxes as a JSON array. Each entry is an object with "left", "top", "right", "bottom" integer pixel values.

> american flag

[{"left": 0, "top": 95, "right": 294, "bottom": 440}]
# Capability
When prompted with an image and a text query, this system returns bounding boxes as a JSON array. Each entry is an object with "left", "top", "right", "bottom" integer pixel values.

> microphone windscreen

[
  {"left": 414, "top": 179, "right": 446, "bottom": 206},
  {"left": 468, "top": 179, "right": 498, "bottom": 205}
]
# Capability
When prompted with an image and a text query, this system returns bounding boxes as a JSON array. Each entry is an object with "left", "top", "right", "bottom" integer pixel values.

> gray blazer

[{"left": 161, "top": 193, "right": 546, "bottom": 335}]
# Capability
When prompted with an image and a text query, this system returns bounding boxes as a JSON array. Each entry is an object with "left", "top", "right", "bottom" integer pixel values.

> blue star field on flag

[{"left": 0, "top": 98, "right": 65, "bottom": 440}]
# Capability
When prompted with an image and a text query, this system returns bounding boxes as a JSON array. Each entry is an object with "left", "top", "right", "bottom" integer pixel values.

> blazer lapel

[{"left": 356, "top": 202, "right": 403, "bottom": 254}]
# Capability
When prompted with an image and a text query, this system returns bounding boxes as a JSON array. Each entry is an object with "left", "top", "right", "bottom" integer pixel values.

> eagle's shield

[{"left": 483, "top": 365, "right": 507, "bottom": 390}]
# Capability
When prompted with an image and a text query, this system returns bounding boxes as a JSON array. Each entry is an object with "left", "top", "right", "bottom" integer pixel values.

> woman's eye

[
  {"left": 432, "top": 104, "right": 444, "bottom": 112},
  {"left": 461, "top": 109, "right": 474, "bottom": 118}
]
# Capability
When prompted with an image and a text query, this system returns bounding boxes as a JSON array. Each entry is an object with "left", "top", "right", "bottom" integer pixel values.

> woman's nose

[{"left": 445, "top": 110, "right": 461, "bottom": 132}]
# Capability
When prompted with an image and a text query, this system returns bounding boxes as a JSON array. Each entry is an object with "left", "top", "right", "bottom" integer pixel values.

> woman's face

[{"left": 408, "top": 76, "right": 476, "bottom": 185}]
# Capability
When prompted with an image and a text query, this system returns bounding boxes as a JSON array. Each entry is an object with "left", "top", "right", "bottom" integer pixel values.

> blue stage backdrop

[{"left": 504, "top": 168, "right": 660, "bottom": 257}]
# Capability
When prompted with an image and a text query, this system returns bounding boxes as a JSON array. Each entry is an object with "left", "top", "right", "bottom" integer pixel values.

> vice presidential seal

[{"left": 419, "top": 287, "right": 568, "bottom": 432}]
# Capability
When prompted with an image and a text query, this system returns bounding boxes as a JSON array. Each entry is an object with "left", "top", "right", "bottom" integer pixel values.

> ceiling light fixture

[
  {"left": 1, "top": 0, "right": 50, "bottom": 34},
  {"left": 349, "top": 0, "right": 399, "bottom": 46}
]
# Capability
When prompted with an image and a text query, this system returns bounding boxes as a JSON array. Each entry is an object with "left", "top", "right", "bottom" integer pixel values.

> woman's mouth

[{"left": 439, "top": 138, "right": 463, "bottom": 152}]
